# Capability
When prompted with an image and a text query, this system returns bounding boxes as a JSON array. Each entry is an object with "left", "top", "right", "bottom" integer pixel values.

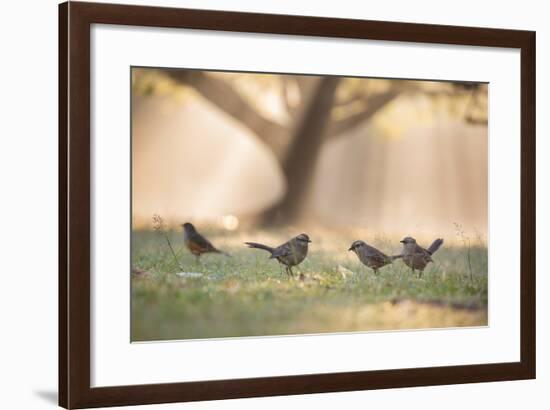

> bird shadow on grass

[{"left": 33, "top": 390, "right": 58, "bottom": 405}]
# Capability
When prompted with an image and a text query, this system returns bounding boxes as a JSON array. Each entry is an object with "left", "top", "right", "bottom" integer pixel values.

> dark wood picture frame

[{"left": 59, "top": 1, "right": 536, "bottom": 408}]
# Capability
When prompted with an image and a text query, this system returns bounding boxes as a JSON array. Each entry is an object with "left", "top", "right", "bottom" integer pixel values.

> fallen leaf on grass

[
  {"left": 131, "top": 268, "right": 151, "bottom": 277},
  {"left": 337, "top": 265, "right": 355, "bottom": 279},
  {"left": 175, "top": 272, "right": 204, "bottom": 278}
]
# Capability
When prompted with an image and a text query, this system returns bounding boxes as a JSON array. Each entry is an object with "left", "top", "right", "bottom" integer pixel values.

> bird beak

[
  {"left": 400, "top": 240, "right": 405, "bottom": 243},
  {"left": 307, "top": 239, "right": 312, "bottom": 243},
  {"left": 348, "top": 246, "right": 353, "bottom": 251}
]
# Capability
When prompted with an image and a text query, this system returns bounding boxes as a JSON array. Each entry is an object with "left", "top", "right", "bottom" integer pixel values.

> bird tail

[
  {"left": 427, "top": 238, "right": 444, "bottom": 255},
  {"left": 244, "top": 242, "right": 274, "bottom": 254}
]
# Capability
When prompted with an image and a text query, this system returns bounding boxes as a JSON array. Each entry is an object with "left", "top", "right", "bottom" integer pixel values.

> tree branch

[
  {"left": 164, "top": 70, "right": 289, "bottom": 153},
  {"left": 334, "top": 92, "right": 367, "bottom": 108},
  {"left": 327, "top": 91, "right": 398, "bottom": 139},
  {"left": 281, "top": 77, "right": 298, "bottom": 121}
]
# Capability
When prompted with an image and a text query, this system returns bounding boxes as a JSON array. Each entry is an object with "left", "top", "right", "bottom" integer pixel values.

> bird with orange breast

[{"left": 182, "top": 222, "right": 229, "bottom": 262}]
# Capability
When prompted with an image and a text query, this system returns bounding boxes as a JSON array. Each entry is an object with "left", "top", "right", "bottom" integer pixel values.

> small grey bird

[
  {"left": 182, "top": 222, "right": 229, "bottom": 261},
  {"left": 348, "top": 240, "right": 401, "bottom": 274},
  {"left": 400, "top": 236, "right": 443, "bottom": 275},
  {"left": 245, "top": 233, "right": 311, "bottom": 276}
]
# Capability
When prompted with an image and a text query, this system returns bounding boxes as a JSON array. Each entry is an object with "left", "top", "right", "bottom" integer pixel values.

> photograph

[{"left": 131, "top": 67, "right": 489, "bottom": 342}]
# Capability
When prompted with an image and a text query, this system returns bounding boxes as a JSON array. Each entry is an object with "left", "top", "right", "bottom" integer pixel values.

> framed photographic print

[{"left": 59, "top": 1, "right": 536, "bottom": 408}]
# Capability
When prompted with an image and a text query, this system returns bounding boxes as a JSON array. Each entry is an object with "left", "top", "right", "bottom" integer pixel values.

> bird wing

[
  {"left": 414, "top": 244, "right": 427, "bottom": 254},
  {"left": 364, "top": 245, "right": 391, "bottom": 264},
  {"left": 271, "top": 242, "right": 292, "bottom": 259},
  {"left": 414, "top": 244, "right": 432, "bottom": 260},
  {"left": 190, "top": 232, "right": 217, "bottom": 252}
]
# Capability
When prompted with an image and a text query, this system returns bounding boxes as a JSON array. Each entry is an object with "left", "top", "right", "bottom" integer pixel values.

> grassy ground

[{"left": 131, "top": 227, "right": 488, "bottom": 341}]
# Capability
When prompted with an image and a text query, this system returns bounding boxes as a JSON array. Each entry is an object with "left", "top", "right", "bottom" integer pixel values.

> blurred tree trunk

[{"left": 259, "top": 76, "right": 340, "bottom": 226}]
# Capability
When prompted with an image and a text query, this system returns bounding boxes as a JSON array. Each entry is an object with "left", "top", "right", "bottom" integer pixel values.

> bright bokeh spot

[{"left": 222, "top": 215, "right": 239, "bottom": 231}]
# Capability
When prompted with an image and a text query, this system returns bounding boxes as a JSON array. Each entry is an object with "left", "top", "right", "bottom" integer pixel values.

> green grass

[{"left": 131, "top": 228, "right": 488, "bottom": 341}]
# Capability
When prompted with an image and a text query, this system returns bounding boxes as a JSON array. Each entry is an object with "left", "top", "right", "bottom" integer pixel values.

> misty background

[{"left": 132, "top": 68, "right": 488, "bottom": 242}]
